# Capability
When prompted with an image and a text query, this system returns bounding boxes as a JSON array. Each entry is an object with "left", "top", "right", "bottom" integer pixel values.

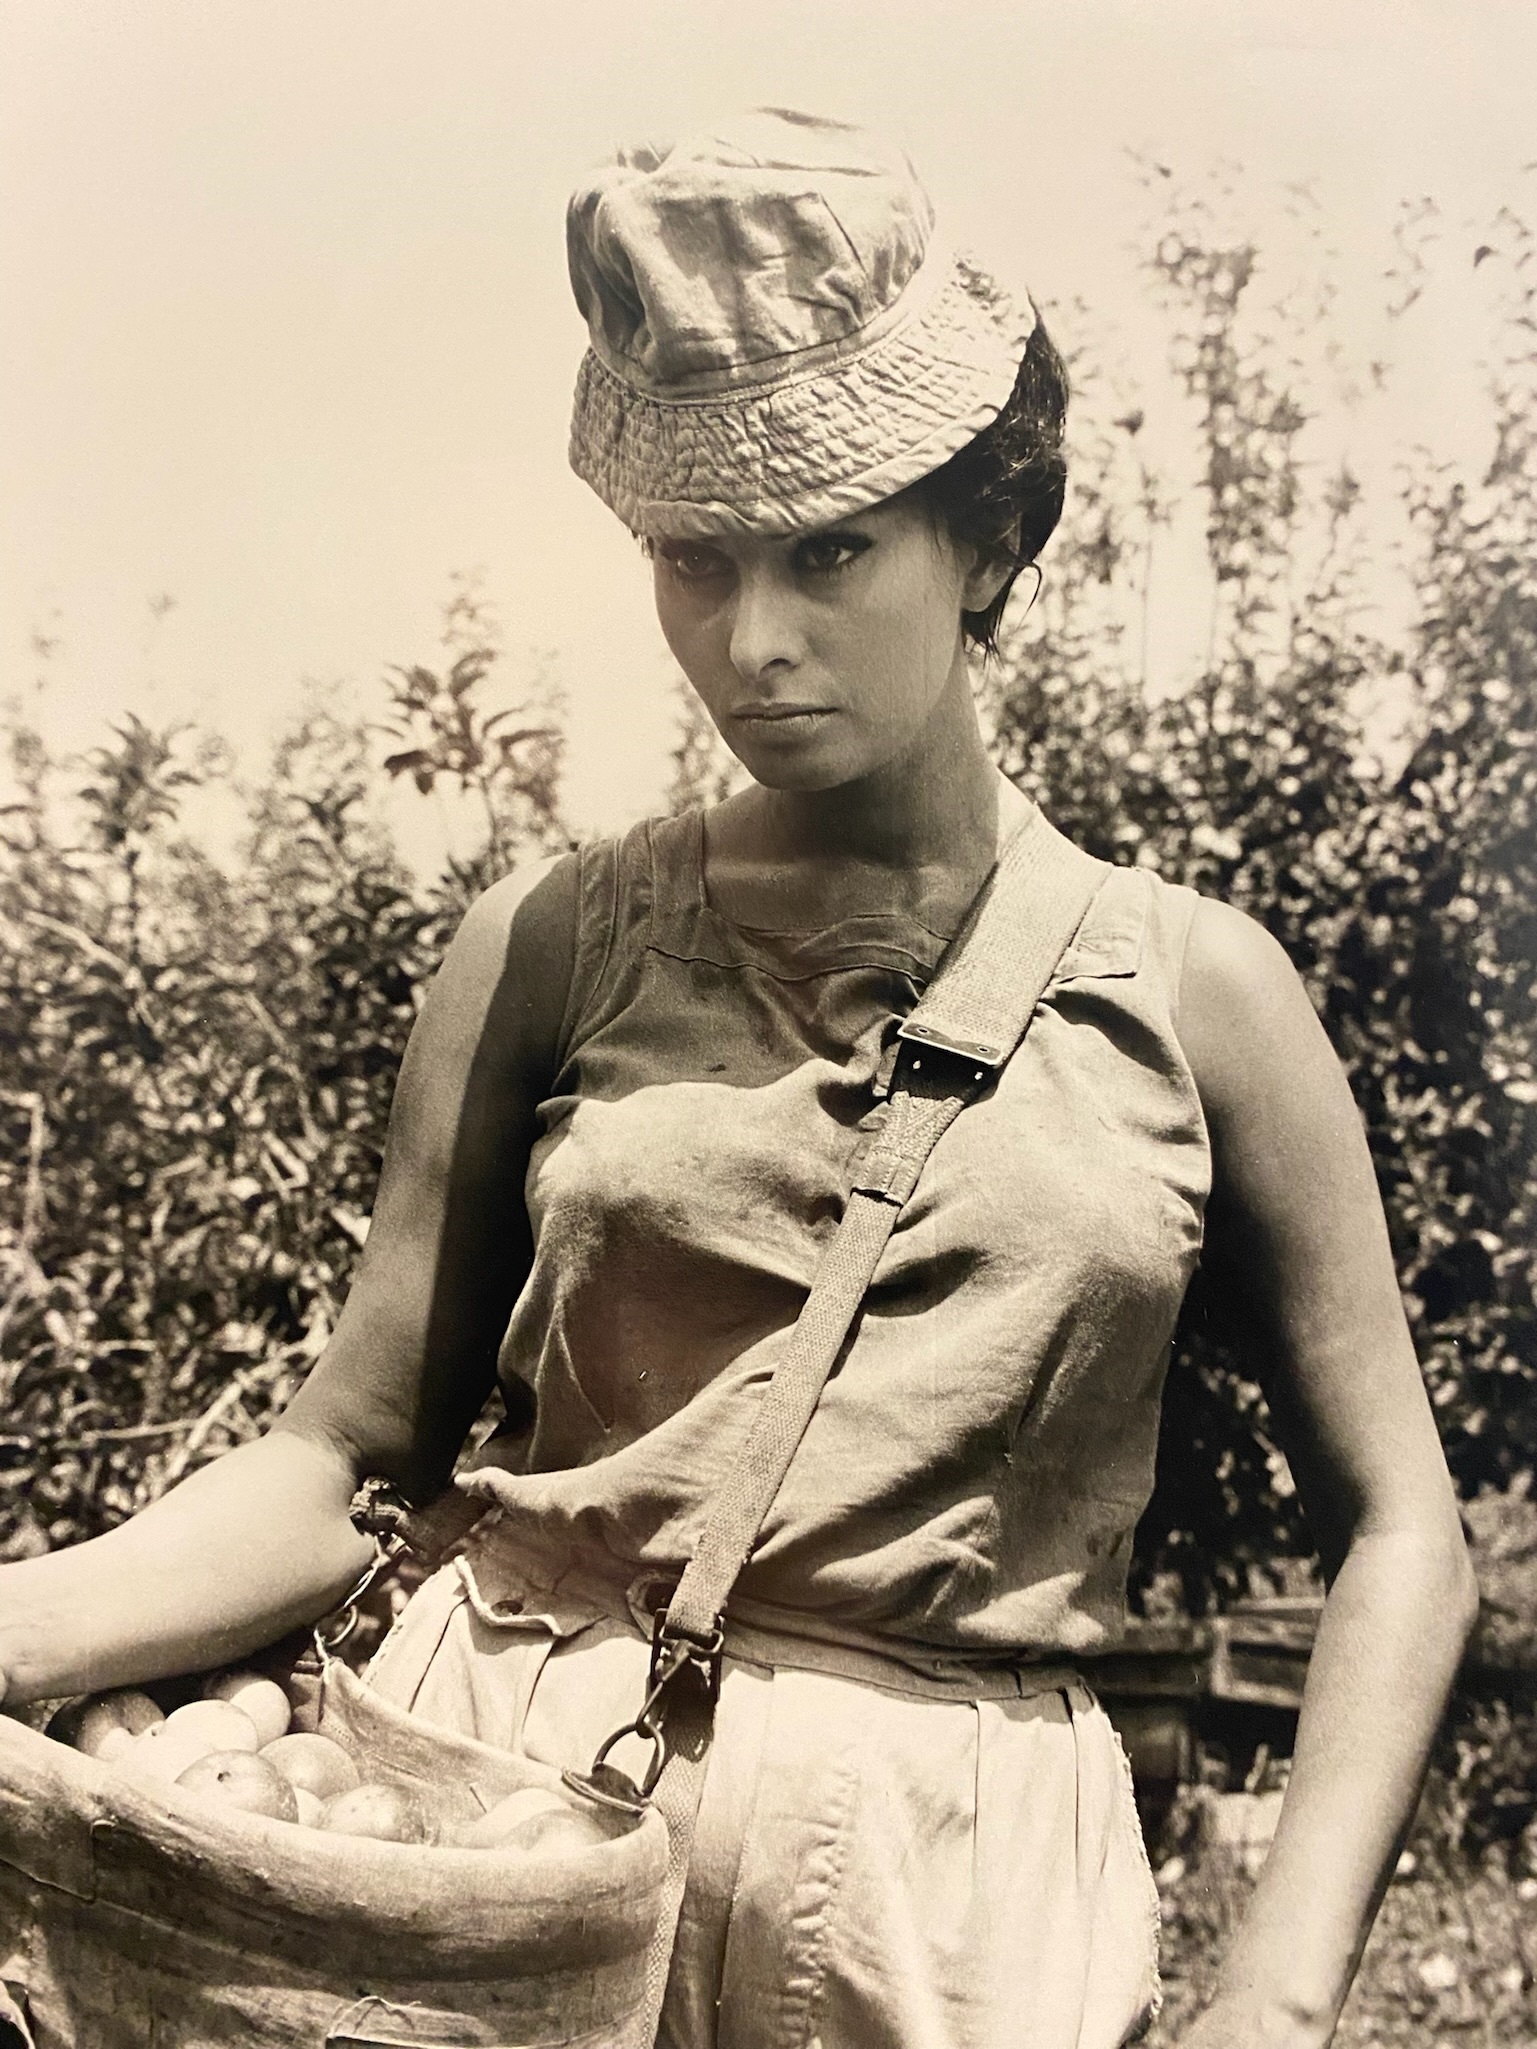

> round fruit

[
  {"left": 126, "top": 1728, "right": 210, "bottom": 1784},
  {"left": 201, "top": 1671, "right": 291, "bottom": 1748},
  {"left": 452, "top": 1787, "right": 571, "bottom": 1850},
  {"left": 51, "top": 1688, "right": 164, "bottom": 1757},
  {"left": 280, "top": 1666, "right": 322, "bottom": 1735},
  {"left": 164, "top": 1699, "right": 260, "bottom": 1751},
  {"left": 260, "top": 1731, "right": 360, "bottom": 1801},
  {"left": 318, "top": 1781, "right": 438, "bottom": 1845},
  {"left": 118, "top": 1727, "right": 206, "bottom": 1786},
  {"left": 175, "top": 1749, "right": 299, "bottom": 1823},
  {"left": 502, "top": 1805, "right": 615, "bottom": 1858},
  {"left": 292, "top": 1787, "right": 324, "bottom": 1827},
  {"left": 90, "top": 1724, "right": 138, "bottom": 1764},
  {"left": 127, "top": 1700, "right": 259, "bottom": 1783}
]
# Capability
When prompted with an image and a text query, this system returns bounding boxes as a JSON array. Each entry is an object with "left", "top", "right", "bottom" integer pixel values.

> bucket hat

[{"left": 566, "top": 108, "right": 1037, "bottom": 537}]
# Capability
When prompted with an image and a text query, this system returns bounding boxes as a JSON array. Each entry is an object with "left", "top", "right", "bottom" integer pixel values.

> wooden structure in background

[{"left": 1085, "top": 1592, "right": 1534, "bottom": 1815}]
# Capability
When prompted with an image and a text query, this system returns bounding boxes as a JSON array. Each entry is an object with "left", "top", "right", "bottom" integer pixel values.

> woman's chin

[
  {"left": 740, "top": 763, "right": 865, "bottom": 796},
  {"left": 738, "top": 760, "right": 839, "bottom": 793},
  {"left": 725, "top": 734, "right": 873, "bottom": 795}
]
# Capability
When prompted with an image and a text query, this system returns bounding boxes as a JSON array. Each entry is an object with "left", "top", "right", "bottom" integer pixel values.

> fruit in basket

[
  {"left": 317, "top": 1781, "right": 440, "bottom": 1844},
  {"left": 281, "top": 1661, "right": 323, "bottom": 1735},
  {"left": 176, "top": 1749, "right": 300, "bottom": 1822},
  {"left": 123, "top": 1699, "right": 261, "bottom": 1783},
  {"left": 260, "top": 1731, "right": 360, "bottom": 1800},
  {"left": 452, "top": 1787, "right": 572, "bottom": 1850},
  {"left": 201, "top": 1670, "right": 291, "bottom": 1747},
  {"left": 293, "top": 1787, "right": 324, "bottom": 1827},
  {"left": 166, "top": 1699, "right": 261, "bottom": 1749},
  {"left": 501, "top": 1804, "right": 616, "bottom": 1858},
  {"left": 50, "top": 1688, "right": 165, "bottom": 1760}
]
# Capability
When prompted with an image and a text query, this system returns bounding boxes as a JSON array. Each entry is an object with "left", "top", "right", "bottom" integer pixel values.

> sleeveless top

[{"left": 474, "top": 808, "right": 1211, "bottom": 1663}]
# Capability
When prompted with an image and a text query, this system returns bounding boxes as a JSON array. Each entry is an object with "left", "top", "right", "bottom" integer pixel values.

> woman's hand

[
  {"left": 1175, "top": 899, "right": 1478, "bottom": 2044},
  {"left": 1171, "top": 1995, "right": 1332, "bottom": 2049}
]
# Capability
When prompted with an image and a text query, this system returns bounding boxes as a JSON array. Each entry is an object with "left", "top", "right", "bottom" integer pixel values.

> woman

[{"left": 0, "top": 111, "right": 1476, "bottom": 2048}]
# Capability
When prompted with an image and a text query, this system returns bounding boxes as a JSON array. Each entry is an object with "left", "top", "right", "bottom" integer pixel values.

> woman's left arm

[{"left": 1174, "top": 899, "right": 1480, "bottom": 2049}]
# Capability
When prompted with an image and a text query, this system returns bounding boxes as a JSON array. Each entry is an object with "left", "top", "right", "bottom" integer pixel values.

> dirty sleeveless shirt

[{"left": 474, "top": 807, "right": 1211, "bottom": 1665}]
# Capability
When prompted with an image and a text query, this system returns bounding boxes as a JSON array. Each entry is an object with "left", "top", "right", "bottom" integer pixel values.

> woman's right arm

[{"left": 0, "top": 853, "right": 579, "bottom": 1706}]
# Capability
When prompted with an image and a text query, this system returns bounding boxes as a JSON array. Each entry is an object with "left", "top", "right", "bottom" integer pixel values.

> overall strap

[
  {"left": 629, "top": 805, "right": 1108, "bottom": 2041},
  {"left": 664, "top": 804, "right": 1106, "bottom": 1644}
]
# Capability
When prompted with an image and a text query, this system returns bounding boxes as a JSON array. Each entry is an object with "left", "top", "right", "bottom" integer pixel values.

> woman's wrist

[
  {"left": 0, "top": 1432, "right": 371, "bottom": 1708},
  {"left": 1181, "top": 1986, "right": 1337, "bottom": 2049},
  {"left": 0, "top": 1558, "right": 92, "bottom": 1707}
]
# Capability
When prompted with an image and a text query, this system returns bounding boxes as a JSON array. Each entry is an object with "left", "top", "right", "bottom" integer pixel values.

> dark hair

[{"left": 915, "top": 318, "right": 1069, "bottom": 657}]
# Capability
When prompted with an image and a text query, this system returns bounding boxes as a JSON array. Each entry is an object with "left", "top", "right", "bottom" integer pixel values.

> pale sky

[{"left": 3, "top": 1, "right": 1533, "bottom": 862}]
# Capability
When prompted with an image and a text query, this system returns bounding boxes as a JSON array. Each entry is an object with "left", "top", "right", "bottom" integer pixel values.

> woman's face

[{"left": 651, "top": 493, "right": 994, "bottom": 792}]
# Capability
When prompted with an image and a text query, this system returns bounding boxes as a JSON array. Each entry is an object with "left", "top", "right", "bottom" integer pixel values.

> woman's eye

[
  {"left": 797, "top": 534, "right": 869, "bottom": 576},
  {"left": 660, "top": 543, "right": 730, "bottom": 583}
]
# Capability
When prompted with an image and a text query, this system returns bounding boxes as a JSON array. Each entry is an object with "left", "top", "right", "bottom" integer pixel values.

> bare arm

[
  {"left": 0, "top": 853, "right": 577, "bottom": 1706},
  {"left": 1174, "top": 900, "right": 1478, "bottom": 2048}
]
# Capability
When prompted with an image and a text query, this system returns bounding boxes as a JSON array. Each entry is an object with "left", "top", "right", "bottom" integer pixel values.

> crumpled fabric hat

[{"left": 566, "top": 108, "right": 1037, "bottom": 537}]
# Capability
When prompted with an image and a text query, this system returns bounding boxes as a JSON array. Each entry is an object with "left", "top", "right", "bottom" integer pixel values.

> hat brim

[{"left": 569, "top": 256, "right": 1037, "bottom": 538}]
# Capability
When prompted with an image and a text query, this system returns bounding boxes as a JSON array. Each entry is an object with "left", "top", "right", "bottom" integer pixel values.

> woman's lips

[{"left": 730, "top": 703, "right": 833, "bottom": 731}]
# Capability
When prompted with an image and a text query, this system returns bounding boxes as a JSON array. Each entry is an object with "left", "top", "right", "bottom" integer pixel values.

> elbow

[
  {"left": 1413, "top": 1514, "right": 1481, "bottom": 1658},
  {"left": 1426, "top": 1491, "right": 1482, "bottom": 1648},
  {"left": 1340, "top": 1509, "right": 1481, "bottom": 1659},
  {"left": 1449, "top": 1536, "right": 1482, "bottom": 1651}
]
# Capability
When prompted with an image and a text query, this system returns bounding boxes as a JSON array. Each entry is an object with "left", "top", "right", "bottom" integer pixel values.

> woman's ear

[{"left": 960, "top": 520, "right": 1024, "bottom": 616}]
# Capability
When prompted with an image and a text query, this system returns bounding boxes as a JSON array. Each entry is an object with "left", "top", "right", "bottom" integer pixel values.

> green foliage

[
  {"left": 0, "top": 617, "right": 565, "bottom": 1555},
  {"left": 3, "top": 181, "right": 1535, "bottom": 1650},
  {"left": 376, "top": 573, "right": 566, "bottom": 898},
  {"left": 1420, "top": 1695, "right": 1537, "bottom": 1859},
  {"left": 986, "top": 190, "right": 1537, "bottom": 1607}
]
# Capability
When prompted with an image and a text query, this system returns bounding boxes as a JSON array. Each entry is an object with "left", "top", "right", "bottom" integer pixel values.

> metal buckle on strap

[
  {"left": 896, "top": 1018, "right": 1007, "bottom": 1066},
  {"left": 870, "top": 1027, "right": 994, "bottom": 1106},
  {"left": 648, "top": 1607, "right": 725, "bottom": 1694},
  {"left": 562, "top": 1610, "right": 724, "bottom": 1816}
]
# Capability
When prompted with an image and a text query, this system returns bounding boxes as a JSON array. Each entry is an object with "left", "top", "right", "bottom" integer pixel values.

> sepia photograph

[{"left": 0, "top": 4, "right": 1533, "bottom": 2044}]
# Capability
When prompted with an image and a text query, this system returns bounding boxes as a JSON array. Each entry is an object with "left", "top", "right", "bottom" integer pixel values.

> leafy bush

[
  {"left": 3, "top": 183, "right": 1534, "bottom": 1652},
  {"left": 1464, "top": 1480, "right": 1537, "bottom": 1676},
  {"left": 1419, "top": 1695, "right": 1537, "bottom": 1860},
  {"left": 978, "top": 189, "right": 1537, "bottom": 1609},
  {"left": 0, "top": 612, "right": 564, "bottom": 1556}
]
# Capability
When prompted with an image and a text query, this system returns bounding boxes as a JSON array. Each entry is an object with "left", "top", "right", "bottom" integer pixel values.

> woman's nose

[{"left": 728, "top": 567, "right": 801, "bottom": 681}]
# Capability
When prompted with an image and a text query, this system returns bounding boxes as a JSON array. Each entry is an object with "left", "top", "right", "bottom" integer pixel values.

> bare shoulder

[
  {"left": 1176, "top": 896, "right": 1357, "bottom": 1154},
  {"left": 448, "top": 850, "right": 580, "bottom": 977},
  {"left": 412, "top": 849, "right": 582, "bottom": 1088},
  {"left": 1179, "top": 895, "right": 1313, "bottom": 1032}
]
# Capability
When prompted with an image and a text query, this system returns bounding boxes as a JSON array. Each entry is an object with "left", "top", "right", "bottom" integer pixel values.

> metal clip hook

[
  {"left": 313, "top": 1533, "right": 404, "bottom": 1656},
  {"left": 563, "top": 1612, "right": 724, "bottom": 1815},
  {"left": 647, "top": 1609, "right": 724, "bottom": 1701}
]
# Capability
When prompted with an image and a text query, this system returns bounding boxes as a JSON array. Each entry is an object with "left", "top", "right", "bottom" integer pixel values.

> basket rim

[{"left": 0, "top": 1708, "right": 669, "bottom": 1971}]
